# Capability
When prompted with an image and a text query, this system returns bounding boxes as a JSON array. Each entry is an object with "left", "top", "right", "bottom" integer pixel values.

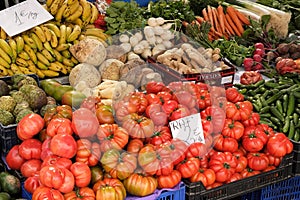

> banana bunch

[
  {"left": 0, "top": 0, "right": 110, "bottom": 78},
  {"left": 45, "top": 0, "right": 99, "bottom": 27}
]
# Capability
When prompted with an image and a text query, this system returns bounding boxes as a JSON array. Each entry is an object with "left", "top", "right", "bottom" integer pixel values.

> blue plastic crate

[
  {"left": 241, "top": 190, "right": 261, "bottom": 200},
  {"left": 22, "top": 182, "right": 185, "bottom": 200},
  {"left": 260, "top": 176, "right": 300, "bottom": 200}
]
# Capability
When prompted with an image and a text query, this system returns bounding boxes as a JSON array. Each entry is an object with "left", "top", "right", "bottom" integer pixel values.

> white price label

[
  {"left": 0, "top": 0, "right": 53, "bottom": 37},
  {"left": 169, "top": 113, "right": 205, "bottom": 145}
]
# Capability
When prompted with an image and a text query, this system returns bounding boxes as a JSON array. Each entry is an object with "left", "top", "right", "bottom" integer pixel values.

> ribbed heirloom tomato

[
  {"left": 64, "top": 187, "right": 95, "bottom": 200},
  {"left": 247, "top": 152, "right": 269, "bottom": 171},
  {"left": 222, "top": 119, "right": 244, "bottom": 140},
  {"left": 147, "top": 126, "right": 172, "bottom": 146},
  {"left": 70, "top": 162, "right": 91, "bottom": 188},
  {"left": 76, "top": 139, "right": 101, "bottom": 167},
  {"left": 6, "top": 145, "right": 26, "bottom": 170},
  {"left": 267, "top": 132, "right": 293, "bottom": 157},
  {"left": 123, "top": 173, "right": 157, "bottom": 197},
  {"left": 157, "top": 169, "right": 182, "bottom": 189},
  {"left": 176, "top": 157, "right": 200, "bottom": 178},
  {"left": 50, "top": 133, "right": 77, "bottom": 159},
  {"left": 32, "top": 186, "right": 64, "bottom": 200},
  {"left": 93, "top": 178, "right": 126, "bottom": 199},
  {"left": 242, "top": 125, "right": 268, "bottom": 152},
  {"left": 17, "top": 113, "right": 45, "bottom": 140},
  {"left": 189, "top": 168, "right": 216, "bottom": 187},
  {"left": 214, "top": 135, "right": 239, "bottom": 153}
]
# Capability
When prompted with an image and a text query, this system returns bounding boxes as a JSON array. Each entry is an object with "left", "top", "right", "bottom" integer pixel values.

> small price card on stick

[
  {"left": 0, "top": 0, "right": 53, "bottom": 37},
  {"left": 169, "top": 113, "right": 205, "bottom": 145}
]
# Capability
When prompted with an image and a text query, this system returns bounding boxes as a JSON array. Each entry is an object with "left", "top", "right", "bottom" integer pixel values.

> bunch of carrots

[{"left": 186, "top": 5, "right": 251, "bottom": 41}]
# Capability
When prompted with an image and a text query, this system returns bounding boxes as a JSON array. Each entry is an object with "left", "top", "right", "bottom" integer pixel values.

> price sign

[
  {"left": 0, "top": 0, "right": 53, "bottom": 37},
  {"left": 169, "top": 113, "right": 205, "bottom": 145}
]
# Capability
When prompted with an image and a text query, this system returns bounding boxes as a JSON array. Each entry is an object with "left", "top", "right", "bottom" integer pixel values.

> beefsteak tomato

[
  {"left": 266, "top": 132, "right": 293, "bottom": 157},
  {"left": 123, "top": 173, "right": 157, "bottom": 197},
  {"left": 17, "top": 113, "right": 45, "bottom": 140},
  {"left": 93, "top": 178, "right": 126, "bottom": 199},
  {"left": 76, "top": 139, "right": 101, "bottom": 166}
]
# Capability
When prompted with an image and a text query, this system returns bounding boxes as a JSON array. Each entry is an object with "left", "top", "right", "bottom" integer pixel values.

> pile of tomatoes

[{"left": 4, "top": 81, "right": 294, "bottom": 199}]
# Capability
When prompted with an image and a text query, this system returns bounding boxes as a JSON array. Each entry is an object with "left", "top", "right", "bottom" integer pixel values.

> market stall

[{"left": 0, "top": 0, "right": 299, "bottom": 199}]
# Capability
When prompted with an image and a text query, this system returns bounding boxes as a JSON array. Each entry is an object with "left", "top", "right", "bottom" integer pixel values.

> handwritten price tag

[
  {"left": 0, "top": 0, "right": 53, "bottom": 37},
  {"left": 169, "top": 113, "right": 205, "bottom": 145}
]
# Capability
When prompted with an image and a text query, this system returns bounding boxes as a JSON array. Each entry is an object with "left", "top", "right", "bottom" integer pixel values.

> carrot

[
  {"left": 217, "top": 5, "right": 225, "bottom": 34},
  {"left": 234, "top": 8, "right": 250, "bottom": 25},
  {"left": 224, "top": 15, "right": 235, "bottom": 36},
  {"left": 225, "top": 13, "right": 241, "bottom": 36},
  {"left": 195, "top": 16, "right": 205, "bottom": 24},
  {"left": 212, "top": 7, "right": 222, "bottom": 35},
  {"left": 226, "top": 6, "right": 244, "bottom": 35},
  {"left": 202, "top": 8, "right": 209, "bottom": 21},
  {"left": 207, "top": 5, "right": 215, "bottom": 30}
]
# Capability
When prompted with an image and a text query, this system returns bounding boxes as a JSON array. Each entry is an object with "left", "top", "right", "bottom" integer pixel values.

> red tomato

[
  {"left": 189, "top": 168, "right": 216, "bottom": 187},
  {"left": 97, "top": 123, "right": 129, "bottom": 152},
  {"left": 146, "top": 81, "right": 166, "bottom": 94},
  {"left": 145, "top": 93, "right": 162, "bottom": 105},
  {"left": 173, "top": 90, "right": 197, "bottom": 109},
  {"left": 209, "top": 152, "right": 237, "bottom": 182},
  {"left": 5, "top": 145, "right": 26, "bottom": 170},
  {"left": 247, "top": 152, "right": 269, "bottom": 171},
  {"left": 76, "top": 139, "right": 101, "bottom": 167},
  {"left": 157, "top": 170, "right": 182, "bottom": 189},
  {"left": 147, "top": 126, "right": 172, "bottom": 146},
  {"left": 70, "top": 162, "right": 91, "bottom": 188},
  {"left": 158, "top": 139, "right": 188, "bottom": 165},
  {"left": 256, "top": 123, "right": 275, "bottom": 138},
  {"left": 39, "top": 165, "right": 75, "bottom": 193},
  {"left": 19, "top": 139, "right": 42, "bottom": 160},
  {"left": 72, "top": 108, "right": 99, "bottom": 138},
  {"left": 213, "top": 135, "right": 239, "bottom": 153},
  {"left": 176, "top": 157, "right": 200, "bottom": 178},
  {"left": 226, "top": 172, "right": 243, "bottom": 183},
  {"left": 128, "top": 92, "right": 149, "bottom": 114},
  {"left": 41, "top": 155, "right": 73, "bottom": 169},
  {"left": 197, "top": 90, "right": 212, "bottom": 110},
  {"left": 201, "top": 106, "right": 226, "bottom": 134},
  {"left": 233, "top": 153, "right": 247, "bottom": 173},
  {"left": 32, "top": 186, "right": 65, "bottom": 200},
  {"left": 242, "top": 125, "right": 268, "bottom": 152},
  {"left": 80, "top": 96, "right": 102, "bottom": 113},
  {"left": 94, "top": 178, "right": 127, "bottom": 199},
  {"left": 146, "top": 104, "right": 168, "bottom": 126},
  {"left": 21, "top": 159, "right": 42, "bottom": 178},
  {"left": 265, "top": 150, "right": 282, "bottom": 167},
  {"left": 95, "top": 104, "right": 114, "bottom": 124},
  {"left": 241, "top": 167, "right": 261, "bottom": 178},
  {"left": 40, "top": 138, "right": 53, "bottom": 161},
  {"left": 46, "top": 118, "right": 73, "bottom": 137},
  {"left": 122, "top": 113, "right": 155, "bottom": 139},
  {"left": 100, "top": 149, "right": 137, "bottom": 180},
  {"left": 50, "top": 134, "right": 77, "bottom": 159},
  {"left": 126, "top": 139, "right": 144, "bottom": 156},
  {"left": 225, "top": 87, "right": 244, "bottom": 103},
  {"left": 222, "top": 119, "right": 244, "bottom": 140},
  {"left": 226, "top": 101, "right": 253, "bottom": 121},
  {"left": 157, "top": 91, "right": 173, "bottom": 102},
  {"left": 162, "top": 100, "right": 178, "bottom": 116},
  {"left": 169, "top": 104, "right": 191, "bottom": 121},
  {"left": 24, "top": 173, "right": 41, "bottom": 194},
  {"left": 64, "top": 187, "right": 95, "bottom": 200},
  {"left": 267, "top": 132, "right": 293, "bottom": 157},
  {"left": 17, "top": 113, "right": 45, "bottom": 140},
  {"left": 242, "top": 112, "right": 260, "bottom": 127},
  {"left": 166, "top": 81, "right": 184, "bottom": 92}
]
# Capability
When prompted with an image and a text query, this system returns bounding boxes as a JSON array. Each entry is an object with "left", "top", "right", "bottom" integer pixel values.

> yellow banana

[
  {"left": 27, "top": 64, "right": 37, "bottom": 74},
  {"left": 22, "top": 34, "right": 37, "bottom": 50},
  {"left": 72, "top": 39, "right": 80, "bottom": 45},
  {"left": 67, "top": 0, "right": 77, "bottom": 5},
  {"left": 82, "top": 12, "right": 92, "bottom": 27},
  {"left": 0, "top": 56, "right": 10, "bottom": 68},
  {"left": 7, "top": 69, "right": 14, "bottom": 76},
  {"left": 15, "top": 36, "right": 25, "bottom": 54},
  {"left": 37, "top": 61, "right": 49, "bottom": 70},
  {"left": 67, "top": 24, "right": 81, "bottom": 42},
  {"left": 61, "top": 49, "right": 71, "bottom": 58},
  {"left": 0, "top": 39, "right": 14, "bottom": 60},
  {"left": 41, "top": 69, "right": 59, "bottom": 77},
  {"left": 49, "top": 62, "right": 63, "bottom": 71},
  {"left": 10, "top": 63, "right": 23, "bottom": 74},
  {"left": 56, "top": 43, "right": 70, "bottom": 51},
  {"left": 66, "top": 26, "right": 72, "bottom": 39},
  {"left": 46, "top": 0, "right": 54, "bottom": 7},
  {"left": 35, "top": 68, "right": 45, "bottom": 78},
  {"left": 54, "top": 61, "right": 68, "bottom": 74},
  {"left": 31, "top": 26, "right": 47, "bottom": 43},
  {"left": 49, "top": 0, "right": 64, "bottom": 16},
  {"left": 8, "top": 38, "right": 17, "bottom": 63},
  {"left": 85, "top": 24, "right": 96, "bottom": 29},
  {"left": 62, "top": 57, "right": 74, "bottom": 67},
  {"left": 73, "top": 18, "right": 83, "bottom": 29},
  {"left": 0, "top": 28, "right": 7, "bottom": 40},
  {"left": 84, "top": 28, "right": 108, "bottom": 40},
  {"left": 23, "top": 44, "right": 37, "bottom": 64},
  {"left": 17, "top": 51, "right": 31, "bottom": 60},
  {"left": 0, "top": 65, "right": 8, "bottom": 76},
  {"left": 80, "top": 0, "right": 91, "bottom": 21},
  {"left": 44, "top": 23, "right": 61, "bottom": 37},
  {"left": 41, "top": 49, "right": 56, "bottom": 62},
  {"left": 43, "top": 41, "right": 56, "bottom": 56},
  {"left": 65, "top": 5, "right": 83, "bottom": 22},
  {"left": 41, "top": 26, "right": 52, "bottom": 42},
  {"left": 30, "top": 32, "right": 44, "bottom": 52},
  {"left": 90, "top": 3, "right": 99, "bottom": 24},
  {"left": 19, "top": 66, "right": 32, "bottom": 74},
  {"left": 63, "top": 0, "right": 80, "bottom": 18},
  {"left": 36, "top": 52, "right": 51, "bottom": 66},
  {"left": 16, "top": 57, "right": 29, "bottom": 67},
  {"left": 0, "top": 48, "right": 12, "bottom": 64},
  {"left": 55, "top": 1, "right": 68, "bottom": 22},
  {"left": 71, "top": 56, "right": 79, "bottom": 65},
  {"left": 49, "top": 29, "right": 58, "bottom": 48},
  {"left": 52, "top": 49, "right": 63, "bottom": 62},
  {"left": 59, "top": 24, "right": 67, "bottom": 45}
]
